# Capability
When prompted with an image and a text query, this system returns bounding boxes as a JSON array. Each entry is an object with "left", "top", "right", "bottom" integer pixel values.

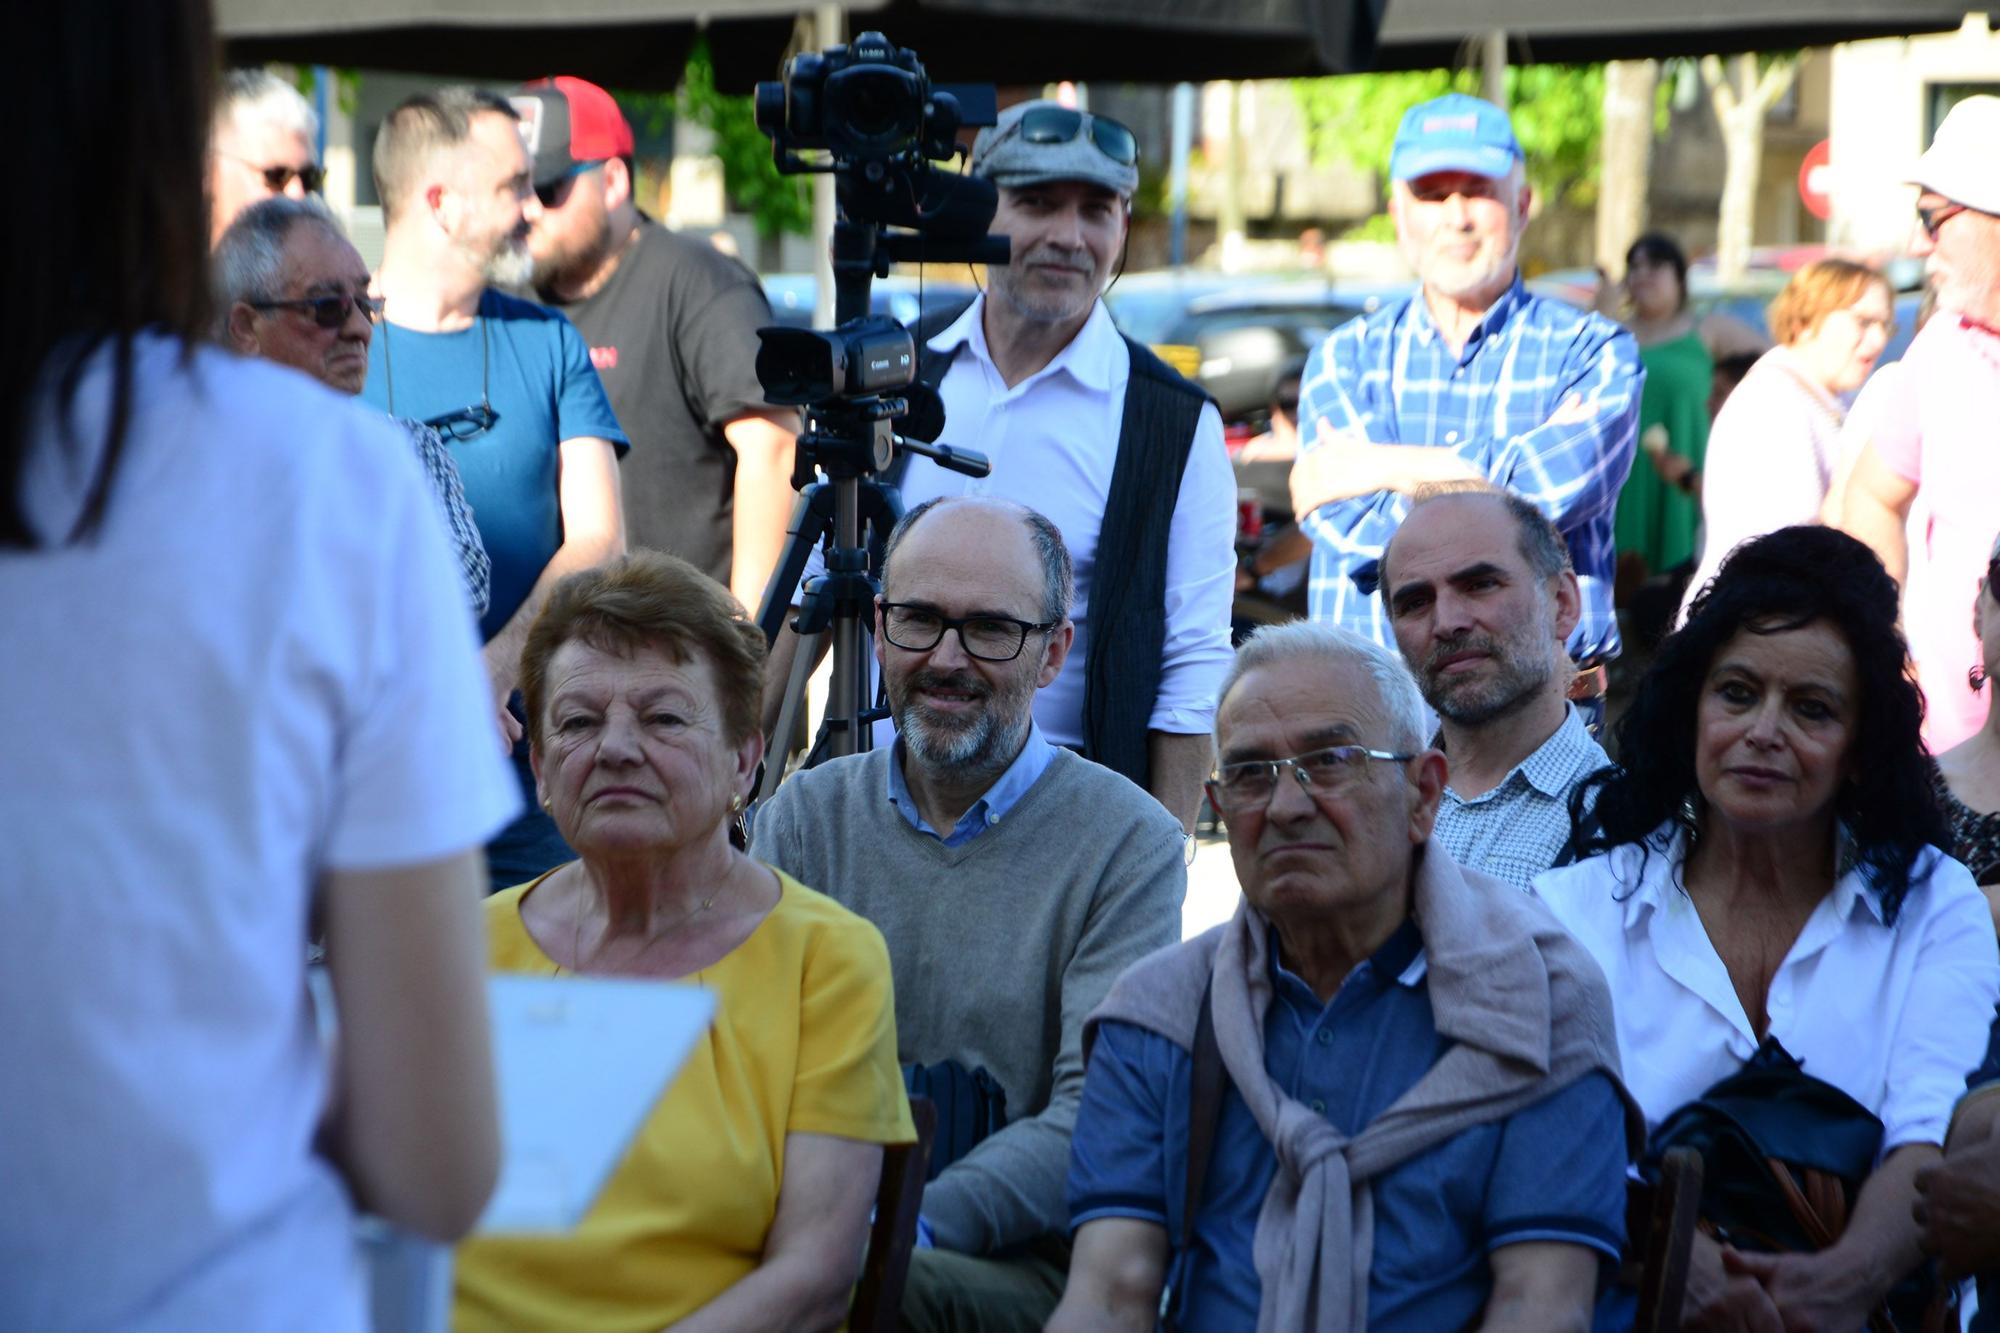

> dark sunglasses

[
  {"left": 1015, "top": 106, "right": 1139, "bottom": 168},
  {"left": 224, "top": 152, "right": 326, "bottom": 194},
  {"left": 1918, "top": 201, "right": 1970, "bottom": 241},
  {"left": 1989, "top": 554, "right": 2000, "bottom": 590},
  {"left": 248, "top": 292, "right": 382, "bottom": 330},
  {"left": 425, "top": 402, "right": 501, "bottom": 441},
  {"left": 535, "top": 160, "right": 607, "bottom": 209}
]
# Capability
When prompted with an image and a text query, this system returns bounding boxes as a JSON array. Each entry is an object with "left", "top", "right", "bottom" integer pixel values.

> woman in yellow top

[{"left": 454, "top": 550, "right": 915, "bottom": 1333}]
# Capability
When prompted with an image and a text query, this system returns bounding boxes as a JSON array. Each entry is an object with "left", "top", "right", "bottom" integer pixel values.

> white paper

[{"left": 476, "top": 974, "right": 715, "bottom": 1234}]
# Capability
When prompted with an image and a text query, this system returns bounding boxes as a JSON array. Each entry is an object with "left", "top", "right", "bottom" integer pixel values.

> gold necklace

[{"left": 566, "top": 867, "right": 721, "bottom": 974}]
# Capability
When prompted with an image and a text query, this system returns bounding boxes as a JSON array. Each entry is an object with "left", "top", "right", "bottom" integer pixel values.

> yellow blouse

[{"left": 453, "top": 866, "right": 915, "bottom": 1332}]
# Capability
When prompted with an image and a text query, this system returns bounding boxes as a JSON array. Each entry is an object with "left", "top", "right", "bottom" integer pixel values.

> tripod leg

[{"left": 760, "top": 628, "right": 824, "bottom": 804}]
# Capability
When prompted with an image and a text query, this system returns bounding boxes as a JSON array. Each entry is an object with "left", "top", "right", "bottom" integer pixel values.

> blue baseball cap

[{"left": 1389, "top": 93, "right": 1522, "bottom": 183}]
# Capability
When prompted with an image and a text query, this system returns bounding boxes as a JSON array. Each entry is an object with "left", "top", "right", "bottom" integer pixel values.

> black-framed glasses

[
  {"left": 1918, "top": 201, "right": 1969, "bottom": 241},
  {"left": 878, "top": 602, "right": 1059, "bottom": 662},
  {"left": 221, "top": 152, "right": 325, "bottom": 194},
  {"left": 535, "top": 160, "right": 608, "bottom": 209},
  {"left": 1013, "top": 106, "right": 1139, "bottom": 168},
  {"left": 1205, "top": 745, "right": 1416, "bottom": 814},
  {"left": 248, "top": 292, "right": 382, "bottom": 330}
]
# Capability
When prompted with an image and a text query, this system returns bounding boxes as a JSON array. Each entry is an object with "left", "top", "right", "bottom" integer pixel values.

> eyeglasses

[
  {"left": 1918, "top": 201, "right": 1969, "bottom": 241},
  {"left": 1012, "top": 106, "right": 1139, "bottom": 168},
  {"left": 535, "top": 160, "right": 608, "bottom": 210},
  {"left": 425, "top": 402, "right": 502, "bottom": 439},
  {"left": 878, "top": 602, "right": 1059, "bottom": 662},
  {"left": 247, "top": 292, "right": 382, "bottom": 330},
  {"left": 221, "top": 152, "right": 325, "bottom": 194},
  {"left": 1205, "top": 745, "right": 1416, "bottom": 814}
]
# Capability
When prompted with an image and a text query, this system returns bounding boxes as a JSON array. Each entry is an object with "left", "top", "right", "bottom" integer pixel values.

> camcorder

[{"left": 751, "top": 31, "right": 1008, "bottom": 409}]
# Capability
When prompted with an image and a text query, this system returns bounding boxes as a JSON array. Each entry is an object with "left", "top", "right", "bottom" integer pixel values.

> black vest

[{"left": 897, "top": 305, "right": 1209, "bottom": 789}]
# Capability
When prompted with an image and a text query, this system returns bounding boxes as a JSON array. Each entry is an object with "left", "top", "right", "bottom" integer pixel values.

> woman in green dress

[{"left": 1604, "top": 233, "right": 1768, "bottom": 584}]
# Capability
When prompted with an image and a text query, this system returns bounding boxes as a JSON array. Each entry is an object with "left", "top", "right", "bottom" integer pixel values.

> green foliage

[
  {"left": 290, "top": 66, "right": 361, "bottom": 119},
  {"left": 672, "top": 38, "right": 810, "bottom": 240},
  {"left": 1291, "top": 64, "right": 1609, "bottom": 209}
]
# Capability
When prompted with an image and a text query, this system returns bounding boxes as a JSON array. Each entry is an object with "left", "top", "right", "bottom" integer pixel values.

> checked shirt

[
  {"left": 1297, "top": 277, "right": 1640, "bottom": 662},
  {"left": 396, "top": 418, "right": 492, "bottom": 619}
]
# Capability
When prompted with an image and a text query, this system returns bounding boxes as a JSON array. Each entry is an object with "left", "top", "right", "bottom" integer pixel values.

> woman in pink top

[{"left": 1681, "top": 260, "right": 1894, "bottom": 623}]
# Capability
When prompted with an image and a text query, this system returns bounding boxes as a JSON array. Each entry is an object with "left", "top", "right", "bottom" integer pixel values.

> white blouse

[{"left": 1533, "top": 826, "right": 1999, "bottom": 1153}]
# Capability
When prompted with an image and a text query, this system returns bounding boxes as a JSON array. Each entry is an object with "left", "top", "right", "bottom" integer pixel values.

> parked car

[
  {"left": 760, "top": 273, "right": 979, "bottom": 331},
  {"left": 1105, "top": 270, "right": 1411, "bottom": 423}
]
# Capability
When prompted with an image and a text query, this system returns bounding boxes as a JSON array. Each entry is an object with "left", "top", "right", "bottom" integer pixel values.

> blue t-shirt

[
  {"left": 361, "top": 290, "right": 627, "bottom": 640},
  {"left": 1068, "top": 920, "right": 1629, "bottom": 1331}
]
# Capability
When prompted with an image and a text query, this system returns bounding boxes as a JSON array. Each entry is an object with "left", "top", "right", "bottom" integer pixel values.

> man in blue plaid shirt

[{"left": 1291, "top": 94, "right": 1640, "bottom": 708}]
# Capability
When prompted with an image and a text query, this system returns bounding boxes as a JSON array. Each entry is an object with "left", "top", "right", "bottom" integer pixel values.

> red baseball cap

[{"left": 510, "top": 76, "right": 635, "bottom": 190}]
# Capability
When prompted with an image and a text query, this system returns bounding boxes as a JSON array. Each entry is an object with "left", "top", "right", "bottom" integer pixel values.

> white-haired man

[
  {"left": 1840, "top": 95, "right": 2000, "bottom": 752},
  {"left": 1289, "top": 93, "right": 1640, "bottom": 731},
  {"left": 215, "top": 196, "right": 489, "bottom": 617},
  {"left": 208, "top": 69, "right": 322, "bottom": 247},
  {"left": 1054, "top": 621, "right": 1635, "bottom": 1332}
]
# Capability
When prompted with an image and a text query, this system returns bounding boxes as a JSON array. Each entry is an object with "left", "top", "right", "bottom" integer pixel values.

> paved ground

[{"left": 1181, "top": 834, "right": 1243, "bottom": 940}]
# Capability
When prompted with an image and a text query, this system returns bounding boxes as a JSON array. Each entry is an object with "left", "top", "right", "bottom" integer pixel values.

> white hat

[{"left": 1910, "top": 96, "right": 2000, "bottom": 214}]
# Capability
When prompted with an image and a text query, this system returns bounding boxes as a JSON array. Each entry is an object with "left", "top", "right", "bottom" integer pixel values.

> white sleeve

[
  {"left": 321, "top": 417, "right": 521, "bottom": 870},
  {"left": 1879, "top": 853, "right": 2000, "bottom": 1152},
  {"left": 1148, "top": 401, "right": 1236, "bottom": 733}
]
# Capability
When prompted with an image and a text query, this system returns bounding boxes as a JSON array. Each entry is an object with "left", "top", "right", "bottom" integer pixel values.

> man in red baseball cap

[{"left": 511, "top": 76, "right": 798, "bottom": 613}]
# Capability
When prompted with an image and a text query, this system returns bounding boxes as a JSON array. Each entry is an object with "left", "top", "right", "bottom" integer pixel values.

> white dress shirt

[
  {"left": 804, "top": 296, "right": 1237, "bottom": 748},
  {"left": 1533, "top": 826, "right": 1999, "bottom": 1154}
]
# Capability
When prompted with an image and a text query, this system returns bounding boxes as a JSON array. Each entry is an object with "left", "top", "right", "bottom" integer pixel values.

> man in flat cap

[{"left": 765, "top": 99, "right": 1236, "bottom": 835}]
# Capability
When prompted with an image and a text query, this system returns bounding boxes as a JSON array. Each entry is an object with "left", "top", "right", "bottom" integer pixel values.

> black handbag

[
  {"left": 901, "top": 1060, "right": 1008, "bottom": 1183},
  {"left": 1643, "top": 1037, "right": 1948, "bottom": 1333}
]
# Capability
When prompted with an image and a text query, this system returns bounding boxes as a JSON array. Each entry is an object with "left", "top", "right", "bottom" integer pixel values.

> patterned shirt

[
  {"left": 1298, "top": 277, "right": 1640, "bottom": 661},
  {"left": 396, "top": 418, "right": 492, "bottom": 619},
  {"left": 1432, "top": 704, "right": 1610, "bottom": 889}
]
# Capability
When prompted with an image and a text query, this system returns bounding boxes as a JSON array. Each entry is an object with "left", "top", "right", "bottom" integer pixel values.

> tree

[
  {"left": 1292, "top": 64, "right": 1608, "bottom": 216},
  {"left": 672, "top": 38, "right": 812, "bottom": 250},
  {"left": 1700, "top": 52, "right": 1799, "bottom": 283},
  {"left": 1596, "top": 60, "right": 1660, "bottom": 273}
]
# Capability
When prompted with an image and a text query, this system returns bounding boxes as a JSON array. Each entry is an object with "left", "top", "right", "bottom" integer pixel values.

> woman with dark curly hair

[{"left": 1535, "top": 525, "right": 1999, "bottom": 1329}]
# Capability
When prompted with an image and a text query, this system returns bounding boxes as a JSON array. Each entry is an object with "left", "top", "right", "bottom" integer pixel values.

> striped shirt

[{"left": 1297, "top": 277, "right": 1641, "bottom": 661}]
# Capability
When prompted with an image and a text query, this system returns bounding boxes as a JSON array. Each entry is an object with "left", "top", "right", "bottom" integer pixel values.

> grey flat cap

[{"left": 969, "top": 100, "right": 1139, "bottom": 198}]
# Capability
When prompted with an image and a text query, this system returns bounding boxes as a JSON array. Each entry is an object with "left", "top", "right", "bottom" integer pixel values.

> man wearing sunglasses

[
  {"left": 1055, "top": 621, "right": 1632, "bottom": 1333},
  {"left": 752, "top": 496, "right": 1186, "bottom": 1333},
  {"left": 215, "top": 196, "right": 490, "bottom": 620},
  {"left": 510, "top": 76, "right": 798, "bottom": 615},
  {"left": 365, "top": 87, "right": 629, "bottom": 890},
  {"left": 767, "top": 98, "right": 1236, "bottom": 835},
  {"left": 1839, "top": 95, "right": 2000, "bottom": 753},
  {"left": 207, "top": 69, "right": 323, "bottom": 249},
  {"left": 1289, "top": 94, "right": 1640, "bottom": 734}
]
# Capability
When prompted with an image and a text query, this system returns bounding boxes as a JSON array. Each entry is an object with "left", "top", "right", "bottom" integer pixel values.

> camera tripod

[{"left": 752, "top": 214, "right": 1000, "bottom": 802}]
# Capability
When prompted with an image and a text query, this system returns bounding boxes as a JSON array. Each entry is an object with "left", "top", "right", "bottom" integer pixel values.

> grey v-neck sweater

[{"left": 749, "top": 746, "right": 1187, "bottom": 1254}]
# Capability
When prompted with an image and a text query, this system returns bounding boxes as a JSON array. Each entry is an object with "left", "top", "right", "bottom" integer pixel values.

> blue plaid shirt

[{"left": 1297, "top": 277, "right": 1641, "bottom": 661}]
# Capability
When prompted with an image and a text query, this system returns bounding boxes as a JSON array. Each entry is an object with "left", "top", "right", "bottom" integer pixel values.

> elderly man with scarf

[{"left": 1050, "top": 621, "right": 1639, "bottom": 1333}]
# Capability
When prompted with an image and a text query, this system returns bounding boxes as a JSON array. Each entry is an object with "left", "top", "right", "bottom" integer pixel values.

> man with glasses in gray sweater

[{"left": 750, "top": 495, "right": 1187, "bottom": 1333}]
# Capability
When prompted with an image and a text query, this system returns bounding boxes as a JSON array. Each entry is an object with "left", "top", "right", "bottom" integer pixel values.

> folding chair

[{"left": 850, "top": 1095, "right": 938, "bottom": 1333}]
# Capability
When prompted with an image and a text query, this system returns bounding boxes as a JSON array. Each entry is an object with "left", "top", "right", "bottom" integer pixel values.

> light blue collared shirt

[{"left": 885, "top": 722, "right": 1059, "bottom": 848}]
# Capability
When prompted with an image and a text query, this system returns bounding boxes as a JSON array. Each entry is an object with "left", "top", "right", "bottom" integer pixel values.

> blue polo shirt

[{"left": 1068, "top": 919, "right": 1629, "bottom": 1330}]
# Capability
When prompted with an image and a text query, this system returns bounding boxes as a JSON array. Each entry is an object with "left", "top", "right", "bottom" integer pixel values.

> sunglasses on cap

[
  {"left": 222, "top": 152, "right": 326, "bottom": 194},
  {"left": 1013, "top": 107, "right": 1139, "bottom": 168},
  {"left": 247, "top": 292, "right": 383, "bottom": 330}
]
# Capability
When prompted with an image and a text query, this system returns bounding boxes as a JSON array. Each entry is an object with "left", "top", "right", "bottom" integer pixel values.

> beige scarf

[{"left": 1087, "top": 843, "right": 1639, "bottom": 1332}]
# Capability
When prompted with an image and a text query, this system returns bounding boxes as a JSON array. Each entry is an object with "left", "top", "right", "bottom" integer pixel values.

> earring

[
  {"left": 540, "top": 795, "right": 552, "bottom": 810},
  {"left": 730, "top": 792, "right": 745, "bottom": 814},
  {"left": 1972, "top": 666, "right": 1989, "bottom": 693}
]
